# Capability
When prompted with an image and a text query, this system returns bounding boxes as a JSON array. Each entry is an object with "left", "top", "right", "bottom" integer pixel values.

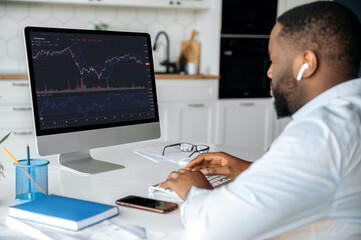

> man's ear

[{"left": 301, "top": 50, "right": 318, "bottom": 78}]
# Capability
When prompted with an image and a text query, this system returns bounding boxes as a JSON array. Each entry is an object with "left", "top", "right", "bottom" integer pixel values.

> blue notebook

[{"left": 9, "top": 194, "right": 119, "bottom": 231}]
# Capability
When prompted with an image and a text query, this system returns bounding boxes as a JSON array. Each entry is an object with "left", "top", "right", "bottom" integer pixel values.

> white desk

[{"left": 0, "top": 140, "right": 263, "bottom": 239}]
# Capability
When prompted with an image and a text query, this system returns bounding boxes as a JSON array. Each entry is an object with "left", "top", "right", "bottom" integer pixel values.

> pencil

[
  {"left": 2, "top": 147, "right": 20, "bottom": 164},
  {"left": 2, "top": 147, "right": 46, "bottom": 194}
]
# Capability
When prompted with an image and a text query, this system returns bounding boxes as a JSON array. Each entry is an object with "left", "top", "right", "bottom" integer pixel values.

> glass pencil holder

[{"left": 14, "top": 159, "right": 49, "bottom": 202}]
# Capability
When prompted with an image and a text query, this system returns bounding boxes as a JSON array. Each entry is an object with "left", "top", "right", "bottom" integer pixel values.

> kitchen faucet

[{"left": 153, "top": 31, "right": 170, "bottom": 73}]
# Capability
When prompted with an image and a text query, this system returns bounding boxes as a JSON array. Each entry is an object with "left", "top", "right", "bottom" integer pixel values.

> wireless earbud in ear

[{"left": 296, "top": 63, "right": 310, "bottom": 81}]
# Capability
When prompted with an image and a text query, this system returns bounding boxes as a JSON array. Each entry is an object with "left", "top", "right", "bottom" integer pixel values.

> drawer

[
  {"left": 0, "top": 80, "right": 29, "bottom": 90},
  {"left": 0, "top": 80, "right": 31, "bottom": 104},
  {"left": 0, "top": 105, "right": 33, "bottom": 128},
  {"left": 156, "top": 79, "right": 218, "bottom": 101}
]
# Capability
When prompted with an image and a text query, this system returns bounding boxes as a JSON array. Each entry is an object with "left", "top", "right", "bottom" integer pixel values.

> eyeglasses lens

[
  {"left": 180, "top": 143, "right": 193, "bottom": 152},
  {"left": 196, "top": 145, "right": 208, "bottom": 152}
]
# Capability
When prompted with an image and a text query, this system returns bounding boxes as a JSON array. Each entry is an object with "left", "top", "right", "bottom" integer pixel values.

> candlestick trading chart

[{"left": 28, "top": 31, "right": 156, "bottom": 130}]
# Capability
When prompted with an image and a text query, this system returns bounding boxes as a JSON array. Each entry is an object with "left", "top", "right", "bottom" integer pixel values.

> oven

[
  {"left": 219, "top": 36, "right": 271, "bottom": 98},
  {"left": 219, "top": 0, "right": 276, "bottom": 98}
]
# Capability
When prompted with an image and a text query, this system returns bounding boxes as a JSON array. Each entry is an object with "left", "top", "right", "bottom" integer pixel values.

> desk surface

[{"left": 0, "top": 140, "right": 263, "bottom": 239}]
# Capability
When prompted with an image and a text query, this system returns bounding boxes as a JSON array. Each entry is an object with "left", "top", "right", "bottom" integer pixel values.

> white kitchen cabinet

[
  {"left": 134, "top": 0, "right": 210, "bottom": 9},
  {"left": 48, "top": 0, "right": 135, "bottom": 6},
  {"left": 177, "top": 101, "right": 216, "bottom": 143},
  {"left": 0, "top": 79, "right": 35, "bottom": 166},
  {"left": 8, "top": 0, "right": 210, "bottom": 9},
  {"left": 216, "top": 98, "right": 275, "bottom": 151},
  {"left": 0, "top": 81, "right": 31, "bottom": 105},
  {"left": 156, "top": 79, "right": 218, "bottom": 143},
  {"left": 158, "top": 100, "right": 216, "bottom": 143},
  {"left": 0, "top": 80, "right": 34, "bottom": 135},
  {"left": 0, "top": 106, "right": 33, "bottom": 130}
]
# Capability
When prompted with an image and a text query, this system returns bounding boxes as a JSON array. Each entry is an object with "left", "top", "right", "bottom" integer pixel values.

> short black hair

[{"left": 277, "top": 1, "right": 361, "bottom": 78}]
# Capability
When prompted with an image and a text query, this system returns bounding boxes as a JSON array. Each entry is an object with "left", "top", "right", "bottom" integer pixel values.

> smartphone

[{"left": 116, "top": 195, "right": 178, "bottom": 214}]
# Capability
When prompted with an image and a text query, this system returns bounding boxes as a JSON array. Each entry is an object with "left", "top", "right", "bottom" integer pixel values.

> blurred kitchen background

[
  {"left": 0, "top": 0, "right": 220, "bottom": 75},
  {"left": 0, "top": 0, "right": 360, "bottom": 160}
]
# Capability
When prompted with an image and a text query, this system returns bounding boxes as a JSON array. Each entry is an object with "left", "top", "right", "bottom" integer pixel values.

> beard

[
  {"left": 273, "top": 86, "right": 292, "bottom": 119},
  {"left": 271, "top": 70, "right": 302, "bottom": 119}
]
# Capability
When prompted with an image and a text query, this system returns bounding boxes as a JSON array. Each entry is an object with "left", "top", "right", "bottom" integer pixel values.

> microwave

[
  {"left": 221, "top": 0, "right": 277, "bottom": 35},
  {"left": 219, "top": 37, "right": 271, "bottom": 98}
]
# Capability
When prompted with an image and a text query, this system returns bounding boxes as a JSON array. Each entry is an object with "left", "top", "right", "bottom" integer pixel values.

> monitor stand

[{"left": 58, "top": 150, "right": 124, "bottom": 175}]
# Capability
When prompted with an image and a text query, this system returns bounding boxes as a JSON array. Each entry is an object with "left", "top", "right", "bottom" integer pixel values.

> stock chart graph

[
  {"left": 29, "top": 31, "right": 155, "bottom": 130},
  {"left": 38, "top": 92, "right": 149, "bottom": 117},
  {"left": 32, "top": 42, "right": 146, "bottom": 93}
]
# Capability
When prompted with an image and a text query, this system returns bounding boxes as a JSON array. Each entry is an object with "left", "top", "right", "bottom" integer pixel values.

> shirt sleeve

[{"left": 181, "top": 118, "right": 342, "bottom": 240}]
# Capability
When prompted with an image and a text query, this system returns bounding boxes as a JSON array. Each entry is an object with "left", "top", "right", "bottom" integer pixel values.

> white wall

[
  {"left": 277, "top": 0, "right": 319, "bottom": 16},
  {"left": 195, "top": 0, "right": 222, "bottom": 75},
  {"left": 0, "top": 1, "right": 221, "bottom": 75}
]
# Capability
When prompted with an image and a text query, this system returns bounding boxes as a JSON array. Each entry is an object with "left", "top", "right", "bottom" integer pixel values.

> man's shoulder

[{"left": 306, "top": 94, "right": 361, "bottom": 141}]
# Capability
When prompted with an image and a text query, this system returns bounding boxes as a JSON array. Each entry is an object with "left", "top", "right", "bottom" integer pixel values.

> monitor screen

[
  {"left": 24, "top": 27, "right": 160, "bottom": 175},
  {"left": 26, "top": 27, "right": 158, "bottom": 135}
]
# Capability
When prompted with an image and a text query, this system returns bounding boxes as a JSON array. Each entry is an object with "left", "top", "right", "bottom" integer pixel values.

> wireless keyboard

[{"left": 149, "top": 175, "right": 232, "bottom": 196}]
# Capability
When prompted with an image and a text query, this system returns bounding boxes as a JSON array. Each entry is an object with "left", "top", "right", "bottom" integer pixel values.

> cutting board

[{"left": 179, "top": 30, "right": 201, "bottom": 73}]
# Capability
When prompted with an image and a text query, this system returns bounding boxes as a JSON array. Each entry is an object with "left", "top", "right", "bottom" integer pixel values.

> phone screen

[{"left": 116, "top": 196, "right": 178, "bottom": 213}]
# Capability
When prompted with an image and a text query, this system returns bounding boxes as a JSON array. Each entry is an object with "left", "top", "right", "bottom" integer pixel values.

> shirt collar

[{"left": 292, "top": 78, "right": 361, "bottom": 120}]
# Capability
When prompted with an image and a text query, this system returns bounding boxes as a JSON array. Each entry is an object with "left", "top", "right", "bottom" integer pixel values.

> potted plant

[{"left": 0, "top": 132, "right": 11, "bottom": 179}]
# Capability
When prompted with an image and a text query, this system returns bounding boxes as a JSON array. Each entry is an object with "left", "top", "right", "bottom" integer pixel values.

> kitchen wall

[{"left": 0, "top": 1, "right": 220, "bottom": 75}]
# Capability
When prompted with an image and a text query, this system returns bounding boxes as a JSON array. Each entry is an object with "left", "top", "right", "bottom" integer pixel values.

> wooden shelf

[{"left": 0, "top": 75, "right": 28, "bottom": 80}]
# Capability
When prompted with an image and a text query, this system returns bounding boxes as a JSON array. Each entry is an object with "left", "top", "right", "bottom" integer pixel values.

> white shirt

[{"left": 181, "top": 78, "right": 361, "bottom": 240}]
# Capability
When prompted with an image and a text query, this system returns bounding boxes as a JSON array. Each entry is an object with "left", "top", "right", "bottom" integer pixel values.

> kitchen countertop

[
  {"left": 154, "top": 74, "right": 219, "bottom": 79},
  {"left": 0, "top": 74, "right": 220, "bottom": 80},
  {"left": 0, "top": 75, "right": 28, "bottom": 80}
]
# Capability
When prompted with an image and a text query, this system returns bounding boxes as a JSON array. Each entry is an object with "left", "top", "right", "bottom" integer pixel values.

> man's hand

[
  {"left": 159, "top": 169, "right": 213, "bottom": 201},
  {"left": 185, "top": 152, "right": 252, "bottom": 179}
]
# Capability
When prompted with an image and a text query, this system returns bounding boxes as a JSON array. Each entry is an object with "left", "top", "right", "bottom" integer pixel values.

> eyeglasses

[{"left": 162, "top": 142, "right": 210, "bottom": 158}]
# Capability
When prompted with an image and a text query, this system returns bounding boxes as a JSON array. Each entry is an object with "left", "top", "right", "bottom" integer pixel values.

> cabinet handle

[
  {"left": 12, "top": 82, "right": 29, "bottom": 87},
  {"left": 13, "top": 131, "right": 33, "bottom": 135},
  {"left": 12, "top": 107, "right": 32, "bottom": 111},
  {"left": 177, "top": 1, "right": 181, "bottom": 5},
  {"left": 169, "top": 1, "right": 174, "bottom": 4},
  {"left": 239, "top": 102, "right": 255, "bottom": 106},
  {"left": 188, "top": 103, "right": 205, "bottom": 108}
]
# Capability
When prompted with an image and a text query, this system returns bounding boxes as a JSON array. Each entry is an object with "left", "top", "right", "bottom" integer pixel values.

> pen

[
  {"left": 26, "top": 144, "right": 31, "bottom": 192},
  {"left": 2, "top": 147, "right": 46, "bottom": 194},
  {"left": 27, "top": 144, "right": 30, "bottom": 165}
]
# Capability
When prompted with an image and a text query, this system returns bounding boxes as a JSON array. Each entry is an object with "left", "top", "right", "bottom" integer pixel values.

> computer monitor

[{"left": 24, "top": 26, "right": 161, "bottom": 175}]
